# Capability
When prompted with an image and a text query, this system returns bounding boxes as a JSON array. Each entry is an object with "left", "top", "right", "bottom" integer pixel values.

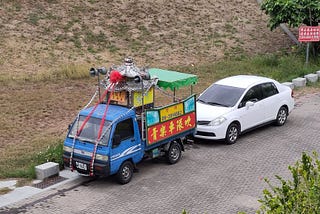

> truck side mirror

[{"left": 112, "top": 134, "right": 121, "bottom": 148}]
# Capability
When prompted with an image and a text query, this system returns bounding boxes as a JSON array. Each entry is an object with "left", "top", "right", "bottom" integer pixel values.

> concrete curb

[
  {"left": 0, "top": 169, "right": 80, "bottom": 208},
  {"left": 282, "top": 71, "right": 320, "bottom": 89}
]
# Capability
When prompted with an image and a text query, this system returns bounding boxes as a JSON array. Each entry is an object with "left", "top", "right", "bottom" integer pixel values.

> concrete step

[
  {"left": 292, "top": 77, "right": 306, "bottom": 87},
  {"left": 282, "top": 82, "right": 294, "bottom": 89},
  {"left": 35, "top": 162, "right": 59, "bottom": 180},
  {"left": 304, "top": 73, "right": 318, "bottom": 83}
]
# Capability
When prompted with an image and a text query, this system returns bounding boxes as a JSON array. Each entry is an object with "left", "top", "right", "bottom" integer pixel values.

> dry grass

[
  {"left": 0, "top": 78, "right": 97, "bottom": 178},
  {"left": 0, "top": 0, "right": 295, "bottom": 79},
  {"left": 0, "top": 187, "right": 12, "bottom": 195}
]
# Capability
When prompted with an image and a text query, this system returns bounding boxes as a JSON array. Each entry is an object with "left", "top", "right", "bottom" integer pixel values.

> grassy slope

[{"left": 0, "top": 0, "right": 294, "bottom": 79}]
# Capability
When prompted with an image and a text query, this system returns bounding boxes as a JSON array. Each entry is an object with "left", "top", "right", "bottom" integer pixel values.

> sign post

[{"left": 298, "top": 26, "right": 320, "bottom": 65}]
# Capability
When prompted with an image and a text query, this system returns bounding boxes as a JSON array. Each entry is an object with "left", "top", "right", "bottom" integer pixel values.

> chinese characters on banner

[
  {"left": 298, "top": 26, "right": 320, "bottom": 42},
  {"left": 110, "top": 87, "right": 155, "bottom": 107},
  {"left": 160, "top": 103, "right": 184, "bottom": 122},
  {"left": 110, "top": 91, "right": 127, "bottom": 105},
  {"left": 133, "top": 87, "right": 154, "bottom": 107},
  {"left": 146, "top": 95, "right": 196, "bottom": 145},
  {"left": 147, "top": 112, "right": 196, "bottom": 145}
]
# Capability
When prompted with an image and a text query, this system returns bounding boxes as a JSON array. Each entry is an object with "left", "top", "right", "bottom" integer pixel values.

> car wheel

[
  {"left": 117, "top": 161, "right": 133, "bottom": 184},
  {"left": 275, "top": 106, "right": 288, "bottom": 126},
  {"left": 225, "top": 123, "right": 240, "bottom": 145},
  {"left": 166, "top": 141, "right": 182, "bottom": 164}
]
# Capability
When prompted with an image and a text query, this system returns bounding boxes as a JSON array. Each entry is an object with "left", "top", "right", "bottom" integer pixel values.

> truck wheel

[
  {"left": 166, "top": 141, "right": 181, "bottom": 164},
  {"left": 117, "top": 161, "right": 133, "bottom": 184}
]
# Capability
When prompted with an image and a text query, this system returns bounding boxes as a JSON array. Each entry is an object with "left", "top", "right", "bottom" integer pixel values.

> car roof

[{"left": 215, "top": 75, "right": 276, "bottom": 89}]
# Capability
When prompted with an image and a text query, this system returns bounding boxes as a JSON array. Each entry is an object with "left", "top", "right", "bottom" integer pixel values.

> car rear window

[
  {"left": 261, "top": 82, "right": 279, "bottom": 98},
  {"left": 197, "top": 84, "right": 245, "bottom": 107}
]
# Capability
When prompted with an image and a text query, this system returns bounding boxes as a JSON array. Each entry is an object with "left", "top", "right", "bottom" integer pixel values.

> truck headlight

[
  {"left": 208, "top": 116, "right": 226, "bottom": 126},
  {"left": 95, "top": 154, "right": 108, "bottom": 161},
  {"left": 63, "top": 145, "right": 72, "bottom": 152}
]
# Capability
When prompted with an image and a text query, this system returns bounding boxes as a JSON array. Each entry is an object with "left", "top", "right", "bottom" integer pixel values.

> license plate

[{"left": 76, "top": 161, "right": 87, "bottom": 171}]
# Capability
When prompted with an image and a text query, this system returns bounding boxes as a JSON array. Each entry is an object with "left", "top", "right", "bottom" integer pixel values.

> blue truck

[{"left": 63, "top": 58, "right": 198, "bottom": 184}]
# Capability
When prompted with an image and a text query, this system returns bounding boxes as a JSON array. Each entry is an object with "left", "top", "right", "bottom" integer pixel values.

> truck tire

[
  {"left": 117, "top": 161, "right": 133, "bottom": 184},
  {"left": 166, "top": 141, "right": 182, "bottom": 164}
]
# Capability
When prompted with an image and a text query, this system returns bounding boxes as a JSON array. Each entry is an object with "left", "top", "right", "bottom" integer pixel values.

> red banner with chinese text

[
  {"left": 147, "top": 112, "right": 196, "bottom": 145},
  {"left": 299, "top": 26, "right": 320, "bottom": 42}
]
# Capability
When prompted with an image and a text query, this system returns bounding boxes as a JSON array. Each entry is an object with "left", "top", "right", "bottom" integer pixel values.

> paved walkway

[{"left": 0, "top": 170, "right": 80, "bottom": 208}]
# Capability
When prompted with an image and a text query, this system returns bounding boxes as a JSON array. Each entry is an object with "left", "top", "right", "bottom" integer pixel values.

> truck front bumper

[{"left": 63, "top": 154, "right": 110, "bottom": 177}]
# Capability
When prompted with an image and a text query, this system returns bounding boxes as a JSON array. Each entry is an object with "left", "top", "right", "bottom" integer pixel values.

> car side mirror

[
  {"left": 245, "top": 101, "right": 254, "bottom": 109},
  {"left": 112, "top": 134, "right": 121, "bottom": 148}
]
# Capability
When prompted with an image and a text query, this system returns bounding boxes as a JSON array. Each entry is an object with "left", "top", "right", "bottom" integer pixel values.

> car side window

[
  {"left": 239, "top": 85, "right": 262, "bottom": 108},
  {"left": 261, "top": 82, "right": 279, "bottom": 99},
  {"left": 114, "top": 118, "right": 134, "bottom": 142}
]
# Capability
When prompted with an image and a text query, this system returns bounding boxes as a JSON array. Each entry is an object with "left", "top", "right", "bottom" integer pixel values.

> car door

[
  {"left": 260, "top": 82, "right": 280, "bottom": 121},
  {"left": 109, "top": 118, "right": 142, "bottom": 175},
  {"left": 237, "top": 84, "right": 264, "bottom": 130}
]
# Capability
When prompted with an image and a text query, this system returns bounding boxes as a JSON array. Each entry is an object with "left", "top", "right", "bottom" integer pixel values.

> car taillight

[{"left": 291, "top": 90, "right": 294, "bottom": 98}]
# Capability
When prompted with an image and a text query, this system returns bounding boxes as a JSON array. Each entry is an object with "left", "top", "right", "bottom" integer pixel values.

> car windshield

[
  {"left": 68, "top": 116, "right": 111, "bottom": 145},
  {"left": 197, "top": 84, "right": 245, "bottom": 107}
]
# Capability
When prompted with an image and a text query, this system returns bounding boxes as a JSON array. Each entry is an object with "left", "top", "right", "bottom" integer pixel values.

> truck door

[{"left": 109, "top": 118, "right": 143, "bottom": 175}]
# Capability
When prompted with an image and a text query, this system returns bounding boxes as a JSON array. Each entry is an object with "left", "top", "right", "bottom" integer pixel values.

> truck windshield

[{"left": 68, "top": 116, "right": 111, "bottom": 145}]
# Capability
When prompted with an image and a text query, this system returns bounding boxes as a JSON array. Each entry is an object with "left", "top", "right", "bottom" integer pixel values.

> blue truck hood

[{"left": 80, "top": 104, "right": 135, "bottom": 121}]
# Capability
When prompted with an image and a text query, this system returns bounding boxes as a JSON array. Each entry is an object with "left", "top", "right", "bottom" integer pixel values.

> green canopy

[{"left": 148, "top": 68, "right": 198, "bottom": 91}]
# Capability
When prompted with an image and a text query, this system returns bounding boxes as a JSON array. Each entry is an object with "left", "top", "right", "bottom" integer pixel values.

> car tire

[
  {"left": 275, "top": 106, "right": 288, "bottom": 126},
  {"left": 225, "top": 123, "right": 240, "bottom": 145},
  {"left": 166, "top": 141, "right": 182, "bottom": 164},
  {"left": 117, "top": 161, "right": 134, "bottom": 185}
]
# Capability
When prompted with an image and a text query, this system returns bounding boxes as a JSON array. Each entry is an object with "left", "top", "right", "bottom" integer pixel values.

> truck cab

[{"left": 63, "top": 105, "right": 143, "bottom": 179}]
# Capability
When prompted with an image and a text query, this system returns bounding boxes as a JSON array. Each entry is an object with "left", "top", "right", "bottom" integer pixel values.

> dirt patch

[{"left": 0, "top": 79, "right": 95, "bottom": 149}]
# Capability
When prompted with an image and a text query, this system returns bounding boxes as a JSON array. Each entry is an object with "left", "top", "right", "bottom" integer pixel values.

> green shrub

[
  {"left": 35, "top": 142, "right": 64, "bottom": 170},
  {"left": 0, "top": 139, "right": 64, "bottom": 179},
  {"left": 257, "top": 151, "right": 320, "bottom": 214}
]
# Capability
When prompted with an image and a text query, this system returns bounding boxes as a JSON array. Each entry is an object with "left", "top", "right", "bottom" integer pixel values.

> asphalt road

[{"left": 1, "top": 92, "right": 320, "bottom": 214}]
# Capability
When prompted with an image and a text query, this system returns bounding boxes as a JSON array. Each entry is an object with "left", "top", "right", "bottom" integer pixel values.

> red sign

[
  {"left": 147, "top": 112, "right": 196, "bottom": 145},
  {"left": 299, "top": 26, "right": 320, "bottom": 42}
]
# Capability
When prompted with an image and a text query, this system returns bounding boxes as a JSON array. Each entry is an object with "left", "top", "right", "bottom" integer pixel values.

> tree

[
  {"left": 256, "top": 151, "right": 320, "bottom": 214},
  {"left": 261, "top": 0, "right": 320, "bottom": 31},
  {"left": 261, "top": 0, "right": 320, "bottom": 59}
]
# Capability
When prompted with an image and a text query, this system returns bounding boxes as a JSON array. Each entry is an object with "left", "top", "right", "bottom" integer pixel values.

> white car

[{"left": 195, "top": 75, "right": 294, "bottom": 144}]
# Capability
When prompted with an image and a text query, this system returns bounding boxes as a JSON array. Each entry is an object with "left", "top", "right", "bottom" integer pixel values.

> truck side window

[{"left": 114, "top": 118, "right": 134, "bottom": 142}]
